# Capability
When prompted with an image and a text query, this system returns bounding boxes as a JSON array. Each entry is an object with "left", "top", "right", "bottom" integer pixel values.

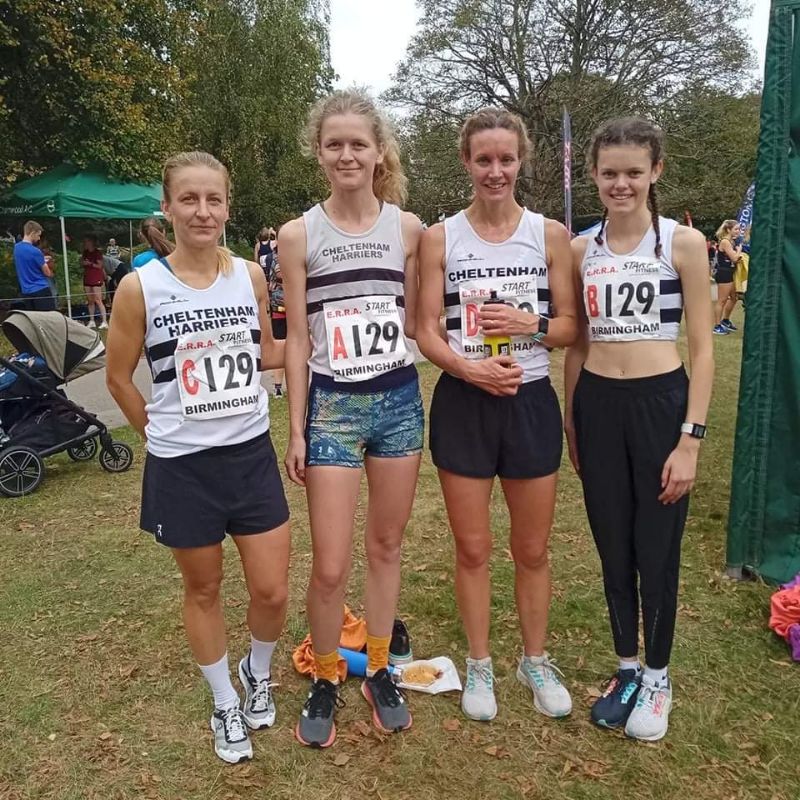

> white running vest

[
  {"left": 443, "top": 209, "right": 551, "bottom": 383},
  {"left": 580, "top": 218, "right": 683, "bottom": 342},
  {"left": 303, "top": 202, "right": 414, "bottom": 381},
  {"left": 138, "top": 257, "right": 268, "bottom": 457}
]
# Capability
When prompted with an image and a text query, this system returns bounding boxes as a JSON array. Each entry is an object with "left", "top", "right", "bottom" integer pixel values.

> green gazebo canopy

[{"left": 0, "top": 162, "right": 161, "bottom": 219}]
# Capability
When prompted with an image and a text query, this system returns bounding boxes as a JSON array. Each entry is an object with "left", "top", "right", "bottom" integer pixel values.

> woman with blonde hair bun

[
  {"left": 280, "top": 89, "right": 424, "bottom": 747},
  {"left": 107, "top": 150, "right": 289, "bottom": 764}
]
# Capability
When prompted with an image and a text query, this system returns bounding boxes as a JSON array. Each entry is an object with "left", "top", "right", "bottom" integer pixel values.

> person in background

[
  {"left": 712, "top": 219, "right": 741, "bottom": 335},
  {"left": 81, "top": 234, "right": 108, "bottom": 328},
  {"left": 38, "top": 234, "right": 57, "bottom": 300},
  {"left": 254, "top": 227, "right": 276, "bottom": 274},
  {"left": 106, "top": 238, "right": 121, "bottom": 258},
  {"left": 103, "top": 252, "right": 130, "bottom": 306},
  {"left": 13, "top": 220, "right": 56, "bottom": 311},
  {"left": 266, "top": 237, "right": 286, "bottom": 399},
  {"left": 132, "top": 217, "right": 175, "bottom": 268}
]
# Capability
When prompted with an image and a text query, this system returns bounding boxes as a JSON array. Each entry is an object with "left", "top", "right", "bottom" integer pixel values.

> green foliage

[{"left": 0, "top": 0, "right": 200, "bottom": 184}]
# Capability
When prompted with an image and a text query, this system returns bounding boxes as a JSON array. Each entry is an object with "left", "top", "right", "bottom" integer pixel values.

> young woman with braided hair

[{"left": 564, "top": 118, "right": 714, "bottom": 741}]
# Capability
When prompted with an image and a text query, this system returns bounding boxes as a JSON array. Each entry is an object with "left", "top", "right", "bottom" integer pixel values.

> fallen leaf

[
  {"left": 585, "top": 686, "right": 602, "bottom": 699},
  {"left": 352, "top": 720, "right": 371, "bottom": 737},
  {"left": 48, "top": 733, "right": 56, "bottom": 741},
  {"left": 484, "top": 745, "right": 499, "bottom": 757},
  {"left": 333, "top": 753, "right": 350, "bottom": 767},
  {"left": 98, "top": 731, "right": 113, "bottom": 741},
  {"left": 443, "top": 718, "right": 461, "bottom": 732}
]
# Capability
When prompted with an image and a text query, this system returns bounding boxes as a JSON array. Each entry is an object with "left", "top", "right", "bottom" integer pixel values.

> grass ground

[{"left": 1, "top": 307, "right": 798, "bottom": 800}]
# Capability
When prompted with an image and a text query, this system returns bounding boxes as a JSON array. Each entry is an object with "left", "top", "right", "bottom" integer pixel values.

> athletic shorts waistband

[
  {"left": 311, "top": 364, "right": 418, "bottom": 394},
  {"left": 441, "top": 371, "right": 553, "bottom": 399},
  {"left": 579, "top": 365, "right": 687, "bottom": 395}
]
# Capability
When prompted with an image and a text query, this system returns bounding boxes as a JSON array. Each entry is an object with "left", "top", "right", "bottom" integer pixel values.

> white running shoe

[
  {"left": 624, "top": 675, "right": 672, "bottom": 741},
  {"left": 238, "top": 656, "right": 277, "bottom": 730},
  {"left": 210, "top": 705, "right": 252, "bottom": 763},
  {"left": 516, "top": 653, "right": 572, "bottom": 718},
  {"left": 461, "top": 657, "right": 497, "bottom": 721},
  {"left": 99, "top": 321, "right": 108, "bottom": 329},
  {"left": 86, "top": 319, "right": 96, "bottom": 328}
]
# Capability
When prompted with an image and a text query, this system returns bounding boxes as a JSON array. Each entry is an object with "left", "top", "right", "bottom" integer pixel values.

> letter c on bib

[{"left": 181, "top": 359, "right": 199, "bottom": 395}]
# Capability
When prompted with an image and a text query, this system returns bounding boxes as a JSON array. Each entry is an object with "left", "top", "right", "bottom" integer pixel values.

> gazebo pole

[
  {"left": 59, "top": 215, "right": 72, "bottom": 317},
  {"left": 129, "top": 220, "right": 134, "bottom": 262}
]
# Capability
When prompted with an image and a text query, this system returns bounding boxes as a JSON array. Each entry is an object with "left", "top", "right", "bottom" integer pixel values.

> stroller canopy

[{"left": 2, "top": 311, "right": 105, "bottom": 381}]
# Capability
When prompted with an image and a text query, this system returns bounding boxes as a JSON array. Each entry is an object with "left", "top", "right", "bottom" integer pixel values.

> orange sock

[
  {"left": 366, "top": 634, "right": 391, "bottom": 675},
  {"left": 313, "top": 650, "right": 340, "bottom": 684}
]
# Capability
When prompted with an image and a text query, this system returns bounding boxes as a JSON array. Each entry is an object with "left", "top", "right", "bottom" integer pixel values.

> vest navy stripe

[
  {"left": 660, "top": 278, "right": 682, "bottom": 294},
  {"left": 661, "top": 307, "right": 683, "bottom": 324},
  {"left": 306, "top": 267, "right": 406, "bottom": 290},
  {"left": 306, "top": 294, "right": 405, "bottom": 317},
  {"left": 146, "top": 329, "right": 261, "bottom": 362}
]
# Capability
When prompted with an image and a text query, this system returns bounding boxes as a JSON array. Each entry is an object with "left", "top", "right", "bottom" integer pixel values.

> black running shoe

[
  {"left": 361, "top": 668, "right": 412, "bottom": 733},
  {"left": 295, "top": 679, "right": 343, "bottom": 748},
  {"left": 389, "top": 618, "right": 413, "bottom": 666},
  {"left": 590, "top": 669, "right": 641, "bottom": 729}
]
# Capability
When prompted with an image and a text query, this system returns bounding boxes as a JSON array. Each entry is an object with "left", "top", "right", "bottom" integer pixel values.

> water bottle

[{"left": 482, "top": 290, "right": 511, "bottom": 358}]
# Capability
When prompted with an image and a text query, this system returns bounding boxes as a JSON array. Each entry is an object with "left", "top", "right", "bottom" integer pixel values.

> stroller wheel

[
  {"left": 0, "top": 447, "right": 45, "bottom": 497},
  {"left": 99, "top": 441, "right": 133, "bottom": 473},
  {"left": 67, "top": 437, "right": 98, "bottom": 462}
]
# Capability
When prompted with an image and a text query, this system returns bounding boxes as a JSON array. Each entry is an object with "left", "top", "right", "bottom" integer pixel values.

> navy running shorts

[
  {"left": 140, "top": 432, "right": 289, "bottom": 548},
  {"left": 429, "top": 372, "right": 563, "bottom": 479}
]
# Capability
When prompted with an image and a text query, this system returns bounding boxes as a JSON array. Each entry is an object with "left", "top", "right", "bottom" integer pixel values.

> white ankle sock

[
  {"left": 643, "top": 664, "right": 668, "bottom": 685},
  {"left": 249, "top": 637, "right": 276, "bottom": 680},
  {"left": 199, "top": 652, "right": 239, "bottom": 710},
  {"left": 619, "top": 658, "right": 642, "bottom": 674}
]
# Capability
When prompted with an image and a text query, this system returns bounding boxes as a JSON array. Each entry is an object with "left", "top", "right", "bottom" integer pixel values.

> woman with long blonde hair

[
  {"left": 713, "top": 218, "right": 742, "bottom": 334},
  {"left": 280, "top": 89, "right": 424, "bottom": 747},
  {"left": 107, "top": 151, "right": 289, "bottom": 764}
]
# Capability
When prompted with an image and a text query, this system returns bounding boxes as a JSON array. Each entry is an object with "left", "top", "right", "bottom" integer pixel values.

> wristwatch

[
  {"left": 680, "top": 422, "right": 707, "bottom": 439},
  {"left": 531, "top": 315, "right": 549, "bottom": 344}
]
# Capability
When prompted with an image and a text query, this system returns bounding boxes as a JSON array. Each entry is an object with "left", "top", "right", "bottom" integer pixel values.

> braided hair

[{"left": 587, "top": 117, "right": 665, "bottom": 258}]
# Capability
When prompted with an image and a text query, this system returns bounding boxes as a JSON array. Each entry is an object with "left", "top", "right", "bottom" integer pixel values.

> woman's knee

[
  {"left": 365, "top": 530, "right": 403, "bottom": 567},
  {"left": 511, "top": 537, "right": 550, "bottom": 571},
  {"left": 249, "top": 580, "right": 288, "bottom": 613},
  {"left": 310, "top": 561, "right": 349, "bottom": 598},
  {"left": 183, "top": 572, "right": 223, "bottom": 611},
  {"left": 455, "top": 535, "right": 492, "bottom": 570}
]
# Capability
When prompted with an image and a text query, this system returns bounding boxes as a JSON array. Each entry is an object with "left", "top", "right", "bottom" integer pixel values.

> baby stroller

[{"left": 0, "top": 310, "right": 133, "bottom": 497}]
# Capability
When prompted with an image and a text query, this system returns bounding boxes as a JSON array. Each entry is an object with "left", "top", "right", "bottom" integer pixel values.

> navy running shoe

[
  {"left": 721, "top": 318, "right": 738, "bottom": 331},
  {"left": 590, "top": 669, "right": 641, "bottom": 729},
  {"left": 713, "top": 324, "right": 729, "bottom": 335}
]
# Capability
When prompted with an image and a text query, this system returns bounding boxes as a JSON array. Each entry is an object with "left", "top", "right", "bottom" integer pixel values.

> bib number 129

[
  {"left": 182, "top": 351, "right": 255, "bottom": 395},
  {"left": 586, "top": 281, "right": 655, "bottom": 318},
  {"left": 334, "top": 320, "right": 400, "bottom": 359}
]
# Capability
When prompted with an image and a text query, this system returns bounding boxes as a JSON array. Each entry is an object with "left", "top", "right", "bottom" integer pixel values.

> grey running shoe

[
  {"left": 295, "top": 679, "right": 343, "bottom": 748},
  {"left": 625, "top": 675, "right": 672, "bottom": 741},
  {"left": 516, "top": 653, "right": 572, "bottom": 718},
  {"left": 361, "top": 668, "right": 412, "bottom": 733},
  {"left": 461, "top": 657, "right": 497, "bottom": 721},
  {"left": 210, "top": 706, "right": 252, "bottom": 764},
  {"left": 238, "top": 655, "right": 277, "bottom": 730}
]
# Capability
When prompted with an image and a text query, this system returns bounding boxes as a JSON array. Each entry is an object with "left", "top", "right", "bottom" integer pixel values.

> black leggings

[{"left": 574, "top": 366, "right": 689, "bottom": 670}]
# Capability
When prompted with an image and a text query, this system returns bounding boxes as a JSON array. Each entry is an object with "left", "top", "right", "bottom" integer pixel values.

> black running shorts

[
  {"left": 429, "top": 372, "right": 563, "bottom": 479},
  {"left": 140, "top": 432, "right": 289, "bottom": 548}
]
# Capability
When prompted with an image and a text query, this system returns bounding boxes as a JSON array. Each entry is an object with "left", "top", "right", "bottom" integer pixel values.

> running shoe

[
  {"left": 590, "top": 669, "right": 641, "bottom": 729},
  {"left": 99, "top": 321, "right": 108, "bottom": 329},
  {"left": 86, "top": 319, "right": 96, "bottom": 329},
  {"left": 461, "top": 657, "right": 497, "bottom": 721},
  {"left": 516, "top": 654, "right": 572, "bottom": 718},
  {"left": 295, "top": 679, "right": 343, "bottom": 748},
  {"left": 713, "top": 324, "right": 729, "bottom": 335},
  {"left": 624, "top": 675, "right": 672, "bottom": 741},
  {"left": 209, "top": 705, "right": 252, "bottom": 764},
  {"left": 238, "top": 655, "right": 276, "bottom": 730},
  {"left": 721, "top": 318, "right": 738, "bottom": 331},
  {"left": 361, "top": 668, "right": 412, "bottom": 733},
  {"left": 388, "top": 618, "right": 413, "bottom": 666}
]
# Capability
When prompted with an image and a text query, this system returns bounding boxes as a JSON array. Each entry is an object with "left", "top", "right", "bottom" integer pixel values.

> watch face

[{"left": 539, "top": 316, "right": 549, "bottom": 334}]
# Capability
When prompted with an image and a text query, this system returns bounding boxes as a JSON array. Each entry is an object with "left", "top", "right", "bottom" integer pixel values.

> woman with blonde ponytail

[
  {"left": 106, "top": 151, "right": 290, "bottom": 764},
  {"left": 280, "top": 89, "right": 423, "bottom": 747}
]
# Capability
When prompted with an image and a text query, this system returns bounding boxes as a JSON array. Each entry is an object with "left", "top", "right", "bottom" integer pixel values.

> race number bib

[
  {"left": 584, "top": 256, "right": 662, "bottom": 341},
  {"left": 323, "top": 296, "right": 412, "bottom": 382},
  {"left": 458, "top": 276, "right": 539, "bottom": 359},
  {"left": 175, "top": 326, "right": 260, "bottom": 420}
]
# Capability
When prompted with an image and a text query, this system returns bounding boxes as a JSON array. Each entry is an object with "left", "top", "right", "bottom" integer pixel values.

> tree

[
  {"left": 0, "top": 0, "right": 199, "bottom": 184},
  {"left": 387, "top": 0, "right": 758, "bottom": 219},
  {"left": 179, "top": 0, "right": 334, "bottom": 238}
]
